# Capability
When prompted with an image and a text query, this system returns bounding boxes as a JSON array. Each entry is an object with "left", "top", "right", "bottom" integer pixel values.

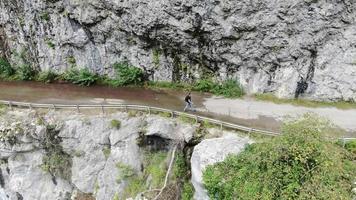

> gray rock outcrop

[
  {"left": 190, "top": 134, "right": 253, "bottom": 200},
  {"left": 0, "top": 0, "right": 355, "bottom": 101},
  {"left": 0, "top": 110, "right": 196, "bottom": 200}
]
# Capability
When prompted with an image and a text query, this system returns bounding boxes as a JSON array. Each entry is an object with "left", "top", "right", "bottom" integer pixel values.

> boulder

[{"left": 191, "top": 135, "right": 253, "bottom": 200}]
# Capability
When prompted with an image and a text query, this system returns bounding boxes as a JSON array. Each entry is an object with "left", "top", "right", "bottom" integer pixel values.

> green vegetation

[
  {"left": 173, "top": 153, "right": 195, "bottom": 200},
  {"left": 36, "top": 70, "right": 57, "bottom": 83},
  {"left": 128, "top": 110, "right": 138, "bottom": 117},
  {"left": 112, "top": 193, "right": 119, "bottom": 200},
  {"left": 67, "top": 56, "right": 76, "bottom": 65},
  {"left": 40, "top": 12, "right": 50, "bottom": 21},
  {"left": 178, "top": 114, "right": 194, "bottom": 124},
  {"left": 181, "top": 182, "right": 194, "bottom": 200},
  {"left": 0, "top": 58, "right": 15, "bottom": 78},
  {"left": 61, "top": 68, "right": 98, "bottom": 86},
  {"left": 255, "top": 93, "right": 356, "bottom": 110},
  {"left": 148, "top": 81, "right": 190, "bottom": 90},
  {"left": 144, "top": 151, "right": 167, "bottom": 188},
  {"left": 15, "top": 64, "right": 37, "bottom": 81},
  {"left": 344, "top": 140, "right": 356, "bottom": 154},
  {"left": 110, "top": 119, "right": 121, "bottom": 129},
  {"left": 102, "top": 146, "right": 111, "bottom": 159},
  {"left": 112, "top": 62, "right": 144, "bottom": 86},
  {"left": 159, "top": 111, "right": 172, "bottom": 118},
  {"left": 149, "top": 79, "right": 244, "bottom": 98},
  {"left": 152, "top": 48, "right": 161, "bottom": 68},
  {"left": 46, "top": 39, "right": 55, "bottom": 49},
  {"left": 41, "top": 125, "right": 72, "bottom": 180},
  {"left": 0, "top": 58, "right": 245, "bottom": 98},
  {"left": 116, "top": 162, "right": 136, "bottom": 183},
  {"left": 119, "top": 151, "right": 168, "bottom": 199},
  {"left": 203, "top": 115, "right": 356, "bottom": 200}
]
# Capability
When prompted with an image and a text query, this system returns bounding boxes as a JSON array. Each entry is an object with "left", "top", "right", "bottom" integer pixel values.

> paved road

[{"left": 1, "top": 81, "right": 355, "bottom": 136}]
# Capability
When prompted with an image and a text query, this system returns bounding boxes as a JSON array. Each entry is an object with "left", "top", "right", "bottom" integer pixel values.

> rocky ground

[
  {"left": 0, "top": 0, "right": 356, "bottom": 101},
  {"left": 0, "top": 107, "right": 252, "bottom": 200}
]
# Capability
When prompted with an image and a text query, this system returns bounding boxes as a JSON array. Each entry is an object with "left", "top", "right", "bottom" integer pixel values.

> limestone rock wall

[
  {"left": 0, "top": 0, "right": 356, "bottom": 101},
  {"left": 0, "top": 109, "right": 196, "bottom": 200}
]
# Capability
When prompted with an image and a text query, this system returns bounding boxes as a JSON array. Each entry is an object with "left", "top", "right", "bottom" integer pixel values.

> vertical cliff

[{"left": 0, "top": 0, "right": 355, "bottom": 101}]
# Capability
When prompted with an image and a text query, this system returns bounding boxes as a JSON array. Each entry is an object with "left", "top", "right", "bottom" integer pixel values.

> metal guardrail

[{"left": 0, "top": 100, "right": 280, "bottom": 136}]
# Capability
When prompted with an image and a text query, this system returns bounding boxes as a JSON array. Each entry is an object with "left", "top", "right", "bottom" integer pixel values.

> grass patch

[
  {"left": 102, "top": 146, "right": 111, "bottom": 159},
  {"left": 178, "top": 114, "right": 194, "bottom": 124},
  {"left": 203, "top": 114, "right": 356, "bottom": 200},
  {"left": 144, "top": 151, "right": 167, "bottom": 188},
  {"left": 255, "top": 93, "right": 356, "bottom": 110},
  {"left": 110, "top": 119, "right": 121, "bottom": 129},
  {"left": 181, "top": 182, "right": 194, "bottom": 200},
  {"left": 173, "top": 153, "right": 195, "bottom": 200},
  {"left": 120, "top": 151, "right": 168, "bottom": 199},
  {"left": 128, "top": 110, "right": 138, "bottom": 117},
  {"left": 159, "top": 111, "right": 172, "bottom": 118},
  {"left": 344, "top": 140, "right": 356, "bottom": 154},
  {"left": 116, "top": 162, "right": 136, "bottom": 183}
]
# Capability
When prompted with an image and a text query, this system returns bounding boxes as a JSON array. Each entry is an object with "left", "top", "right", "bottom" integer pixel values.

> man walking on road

[{"left": 184, "top": 92, "right": 195, "bottom": 112}]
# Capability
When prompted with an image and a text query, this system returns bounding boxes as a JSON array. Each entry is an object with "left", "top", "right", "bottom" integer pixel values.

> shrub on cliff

[
  {"left": 0, "top": 58, "right": 15, "bottom": 79},
  {"left": 15, "top": 64, "right": 37, "bottom": 81},
  {"left": 36, "top": 70, "right": 58, "bottom": 83},
  {"left": 193, "top": 79, "right": 244, "bottom": 98},
  {"left": 62, "top": 68, "right": 98, "bottom": 86},
  {"left": 112, "top": 62, "right": 144, "bottom": 86},
  {"left": 203, "top": 114, "right": 356, "bottom": 200}
]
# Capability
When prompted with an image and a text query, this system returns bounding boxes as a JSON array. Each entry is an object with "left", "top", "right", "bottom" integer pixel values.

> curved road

[{"left": 1, "top": 81, "right": 355, "bottom": 136}]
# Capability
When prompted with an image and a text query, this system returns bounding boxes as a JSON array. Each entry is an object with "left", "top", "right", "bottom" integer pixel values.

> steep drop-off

[{"left": 0, "top": 0, "right": 355, "bottom": 101}]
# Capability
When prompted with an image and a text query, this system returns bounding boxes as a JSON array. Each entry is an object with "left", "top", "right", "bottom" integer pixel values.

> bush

[
  {"left": 15, "top": 64, "right": 37, "bottom": 81},
  {"left": 192, "top": 79, "right": 244, "bottom": 98},
  {"left": 36, "top": 70, "right": 58, "bottom": 83},
  {"left": 113, "top": 62, "right": 143, "bottom": 86},
  {"left": 344, "top": 140, "right": 356, "bottom": 154},
  {"left": 181, "top": 182, "right": 194, "bottom": 200},
  {"left": 212, "top": 79, "right": 244, "bottom": 98},
  {"left": 110, "top": 119, "right": 121, "bottom": 129},
  {"left": 62, "top": 68, "right": 98, "bottom": 86},
  {"left": 0, "top": 58, "right": 15, "bottom": 78},
  {"left": 203, "top": 114, "right": 356, "bottom": 200},
  {"left": 193, "top": 79, "right": 216, "bottom": 92}
]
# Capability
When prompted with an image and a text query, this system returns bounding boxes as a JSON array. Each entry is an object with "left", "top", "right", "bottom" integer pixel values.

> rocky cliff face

[
  {"left": 0, "top": 109, "right": 197, "bottom": 200},
  {"left": 0, "top": 0, "right": 356, "bottom": 101}
]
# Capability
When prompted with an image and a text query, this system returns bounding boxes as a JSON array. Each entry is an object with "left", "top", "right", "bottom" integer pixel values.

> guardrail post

[
  {"left": 76, "top": 105, "right": 80, "bottom": 113},
  {"left": 9, "top": 101, "right": 12, "bottom": 110},
  {"left": 220, "top": 122, "right": 223, "bottom": 131},
  {"left": 195, "top": 116, "right": 199, "bottom": 124},
  {"left": 125, "top": 105, "right": 128, "bottom": 112},
  {"left": 28, "top": 104, "right": 32, "bottom": 110},
  {"left": 52, "top": 104, "right": 56, "bottom": 111},
  {"left": 342, "top": 138, "right": 346, "bottom": 148},
  {"left": 171, "top": 111, "right": 174, "bottom": 118},
  {"left": 101, "top": 105, "right": 105, "bottom": 115},
  {"left": 147, "top": 107, "right": 151, "bottom": 115}
]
